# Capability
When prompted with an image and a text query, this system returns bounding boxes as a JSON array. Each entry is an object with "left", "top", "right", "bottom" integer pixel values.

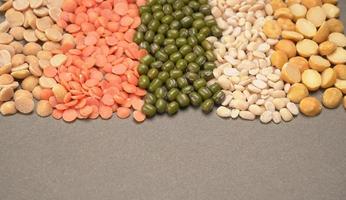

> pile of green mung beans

[{"left": 134, "top": 0, "right": 225, "bottom": 118}]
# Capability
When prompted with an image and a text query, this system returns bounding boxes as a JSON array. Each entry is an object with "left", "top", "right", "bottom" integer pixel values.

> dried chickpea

[
  {"left": 36, "top": 100, "right": 53, "bottom": 117},
  {"left": 289, "top": 56, "right": 309, "bottom": 72},
  {"left": 282, "top": 31, "right": 304, "bottom": 42},
  {"left": 23, "top": 9, "right": 37, "bottom": 29},
  {"left": 271, "top": 0, "right": 287, "bottom": 11},
  {"left": 335, "top": 79, "right": 346, "bottom": 94},
  {"left": 0, "top": 44, "right": 15, "bottom": 56},
  {"left": 30, "top": 0, "right": 43, "bottom": 9},
  {"left": 322, "top": 87, "right": 342, "bottom": 108},
  {"left": 296, "top": 39, "right": 319, "bottom": 57},
  {"left": 9, "top": 27, "right": 25, "bottom": 40},
  {"left": 32, "top": 85, "right": 42, "bottom": 100},
  {"left": 321, "top": 68, "right": 337, "bottom": 88},
  {"left": 328, "top": 32, "right": 346, "bottom": 47},
  {"left": 299, "top": 96, "right": 322, "bottom": 117},
  {"left": 327, "top": 47, "right": 346, "bottom": 64},
  {"left": 301, "top": 0, "right": 322, "bottom": 9},
  {"left": 296, "top": 18, "right": 317, "bottom": 38},
  {"left": 0, "top": 0, "right": 13, "bottom": 12},
  {"left": 9, "top": 41, "right": 24, "bottom": 54},
  {"left": 13, "top": 0, "right": 30, "bottom": 11},
  {"left": 52, "top": 84, "right": 67, "bottom": 102},
  {"left": 281, "top": 63, "right": 302, "bottom": 84},
  {"left": 271, "top": 50, "right": 288, "bottom": 69},
  {"left": 36, "top": 16, "right": 53, "bottom": 32},
  {"left": 14, "top": 89, "right": 33, "bottom": 100},
  {"left": 275, "top": 8, "right": 294, "bottom": 19},
  {"left": 11, "top": 54, "right": 25, "bottom": 67},
  {"left": 15, "top": 96, "right": 34, "bottom": 114},
  {"left": 0, "top": 74, "right": 14, "bottom": 85},
  {"left": 275, "top": 39, "right": 297, "bottom": 58},
  {"left": 37, "top": 50, "right": 52, "bottom": 60},
  {"left": 263, "top": 19, "right": 282, "bottom": 39},
  {"left": 322, "top": 3, "right": 340, "bottom": 18},
  {"left": 0, "top": 32, "right": 14, "bottom": 44},
  {"left": 42, "top": 41, "right": 60, "bottom": 51},
  {"left": 312, "top": 22, "right": 330, "bottom": 43},
  {"left": 309, "top": 55, "right": 331, "bottom": 72},
  {"left": 0, "top": 21, "right": 10, "bottom": 33},
  {"left": 0, "top": 101, "right": 17, "bottom": 116},
  {"left": 288, "top": 83, "right": 310, "bottom": 103},
  {"left": 326, "top": 18, "right": 344, "bottom": 33},
  {"left": 23, "top": 29, "right": 38, "bottom": 42},
  {"left": 33, "top": 7, "right": 49, "bottom": 17},
  {"left": 319, "top": 41, "right": 337, "bottom": 56},
  {"left": 306, "top": 6, "right": 326, "bottom": 27},
  {"left": 0, "top": 87, "right": 14, "bottom": 101},
  {"left": 23, "top": 42, "right": 42, "bottom": 55},
  {"left": 277, "top": 18, "right": 296, "bottom": 31},
  {"left": 333, "top": 64, "right": 346, "bottom": 80},
  {"left": 45, "top": 27, "right": 63, "bottom": 42},
  {"left": 35, "top": 29, "right": 48, "bottom": 42},
  {"left": 21, "top": 76, "right": 39, "bottom": 91},
  {"left": 289, "top": 3, "right": 307, "bottom": 20},
  {"left": 5, "top": 10, "right": 25, "bottom": 27},
  {"left": 302, "top": 69, "right": 322, "bottom": 91}
]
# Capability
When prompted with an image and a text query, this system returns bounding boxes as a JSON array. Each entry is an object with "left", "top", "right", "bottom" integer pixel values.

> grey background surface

[{"left": 1, "top": 2, "right": 346, "bottom": 200}]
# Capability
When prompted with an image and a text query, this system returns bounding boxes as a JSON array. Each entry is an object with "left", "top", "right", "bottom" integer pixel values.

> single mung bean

[
  {"left": 155, "top": 50, "right": 168, "bottom": 62},
  {"left": 165, "top": 78, "right": 178, "bottom": 89},
  {"left": 155, "top": 87, "right": 167, "bottom": 99},
  {"left": 138, "top": 75, "right": 151, "bottom": 89},
  {"left": 177, "top": 77, "right": 189, "bottom": 88},
  {"left": 150, "top": 60, "right": 163, "bottom": 69},
  {"left": 155, "top": 98, "right": 168, "bottom": 113},
  {"left": 148, "top": 78, "right": 163, "bottom": 92},
  {"left": 198, "top": 87, "right": 212, "bottom": 100},
  {"left": 208, "top": 82, "right": 222, "bottom": 94},
  {"left": 193, "top": 78, "right": 206, "bottom": 90},
  {"left": 176, "top": 38, "right": 187, "bottom": 47},
  {"left": 187, "top": 62, "right": 200, "bottom": 73},
  {"left": 201, "top": 99, "right": 214, "bottom": 113},
  {"left": 170, "top": 69, "right": 183, "bottom": 79},
  {"left": 162, "top": 60, "right": 175, "bottom": 72},
  {"left": 200, "top": 70, "right": 213, "bottom": 81},
  {"left": 177, "top": 93, "right": 190, "bottom": 107},
  {"left": 167, "top": 88, "right": 180, "bottom": 101},
  {"left": 176, "top": 59, "right": 188, "bottom": 71},
  {"left": 147, "top": 68, "right": 159, "bottom": 80},
  {"left": 169, "top": 52, "right": 182, "bottom": 62},
  {"left": 212, "top": 90, "right": 225, "bottom": 105},
  {"left": 181, "top": 85, "right": 194, "bottom": 94},
  {"left": 158, "top": 71, "right": 169, "bottom": 81},
  {"left": 167, "top": 101, "right": 179, "bottom": 115},
  {"left": 144, "top": 93, "right": 157, "bottom": 105},
  {"left": 185, "top": 72, "right": 200, "bottom": 82},
  {"left": 141, "top": 54, "right": 155, "bottom": 65},
  {"left": 189, "top": 92, "right": 203, "bottom": 106},
  {"left": 142, "top": 103, "right": 157, "bottom": 118}
]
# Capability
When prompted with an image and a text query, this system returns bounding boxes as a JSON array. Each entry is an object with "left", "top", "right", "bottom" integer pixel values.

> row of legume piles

[{"left": 0, "top": 0, "right": 346, "bottom": 123}]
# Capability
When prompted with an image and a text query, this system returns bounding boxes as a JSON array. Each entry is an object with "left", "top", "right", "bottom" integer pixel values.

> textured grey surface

[{"left": 1, "top": 2, "right": 346, "bottom": 200}]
